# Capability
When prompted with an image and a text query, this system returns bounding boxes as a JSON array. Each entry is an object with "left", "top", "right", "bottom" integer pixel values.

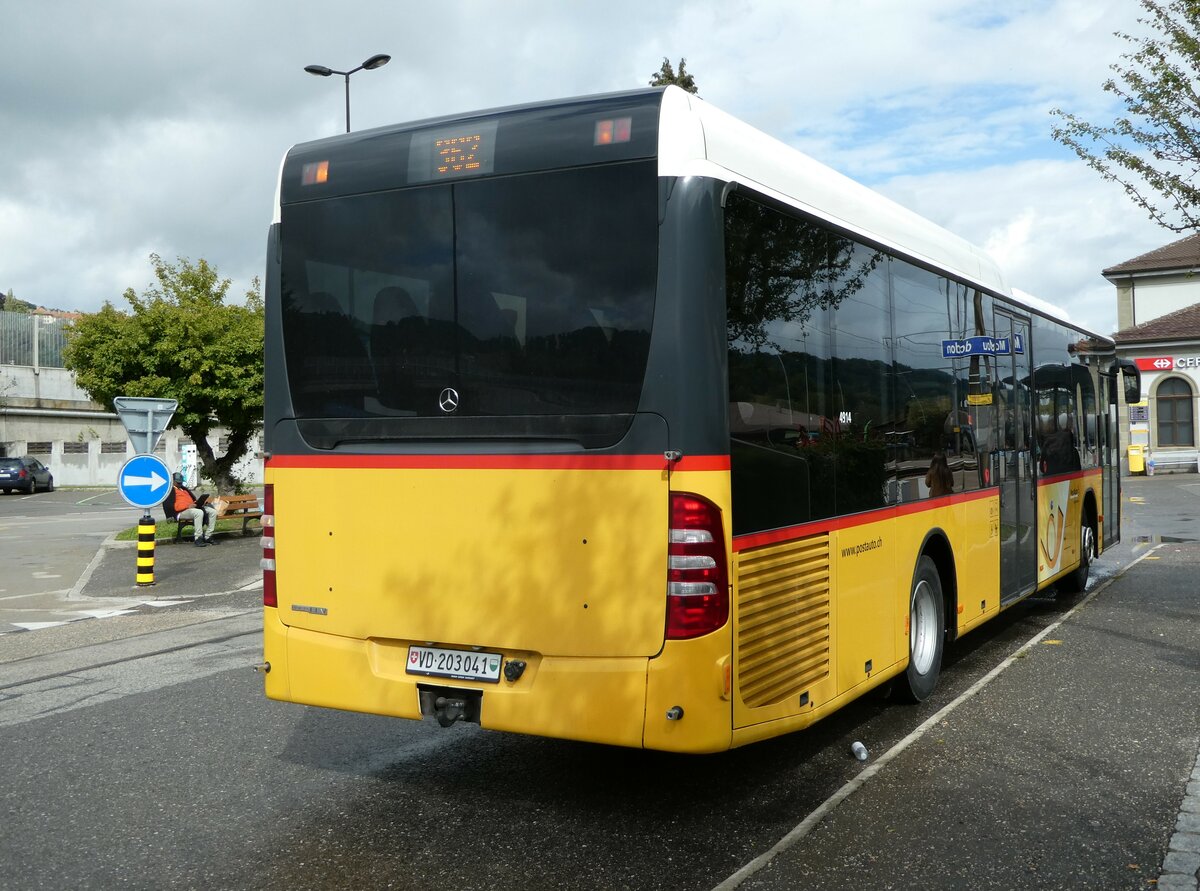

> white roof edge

[
  {"left": 271, "top": 149, "right": 291, "bottom": 226},
  {"left": 657, "top": 88, "right": 1011, "bottom": 299}
]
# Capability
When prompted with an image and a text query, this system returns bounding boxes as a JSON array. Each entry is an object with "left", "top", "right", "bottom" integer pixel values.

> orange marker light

[
  {"left": 594, "top": 118, "right": 633, "bottom": 146},
  {"left": 301, "top": 161, "right": 329, "bottom": 185}
]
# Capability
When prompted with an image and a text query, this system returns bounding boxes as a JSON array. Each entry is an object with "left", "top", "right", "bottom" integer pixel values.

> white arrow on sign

[{"left": 122, "top": 470, "right": 168, "bottom": 492}]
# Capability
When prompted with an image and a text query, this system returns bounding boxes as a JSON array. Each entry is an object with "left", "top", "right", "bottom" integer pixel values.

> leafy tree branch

[
  {"left": 63, "top": 254, "right": 263, "bottom": 491},
  {"left": 1050, "top": 0, "right": 1200, "bottom": 232}
]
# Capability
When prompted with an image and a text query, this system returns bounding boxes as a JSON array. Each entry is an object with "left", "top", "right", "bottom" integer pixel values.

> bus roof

[
  {"left": 656, "top": 86, "right": 1012, "bottom": 301},
  {"left": 274, "top": 85, "right": 1108, "bottom": 345}
]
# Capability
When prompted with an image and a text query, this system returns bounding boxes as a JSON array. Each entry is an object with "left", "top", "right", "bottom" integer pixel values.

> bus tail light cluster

[
  {"left": 666, "top": 492, "right": 729, "bottom": 639},
  {"left": 261, "top": 484, "right": 276, "bottom": 608}
]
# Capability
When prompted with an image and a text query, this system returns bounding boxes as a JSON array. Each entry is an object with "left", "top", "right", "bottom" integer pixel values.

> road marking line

[
  {"left": 76, "top": 490, "right": 119, "bottom": 505},
  {"left": 712, "top": 545, "right": 1165, "bottom": 891},
  {"left": 10, "top": 621, "right": 71, "bottom": 632},
  {"left": 67, "top": 537, "right": 114, "bottom": 601},
  {"left": 80, "top": 609, "right": 140, "bottom": 619}
]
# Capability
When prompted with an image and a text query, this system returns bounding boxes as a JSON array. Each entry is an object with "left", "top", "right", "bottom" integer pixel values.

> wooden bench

[{"left": 174, "top": 494, "right": 263, "bottom": 541}]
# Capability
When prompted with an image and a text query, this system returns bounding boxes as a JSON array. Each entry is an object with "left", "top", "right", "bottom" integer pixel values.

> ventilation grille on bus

[{"left": 735, "top": 534, "right": 831, "bottom": 709}]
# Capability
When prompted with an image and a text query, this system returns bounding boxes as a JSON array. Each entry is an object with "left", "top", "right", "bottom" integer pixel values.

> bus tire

[
  {"left": 1059, "top": 512, "right": 1094, "bottom": 596},
  {"left": 901, "top": 555, "right": 945, "bottom": 703}
]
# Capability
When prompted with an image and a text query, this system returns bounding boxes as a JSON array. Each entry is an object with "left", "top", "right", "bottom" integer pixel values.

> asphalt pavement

[
  {"left": 724, "top": 538, "right": 1200, "bottom": 891},
  {"left": 82, "top": 525, "right": 263, "bottom": 600},
  {"left": 0, "top": 518, "right": 263, "bottom": 637},
  {"left": 3, "top": 476, "right": 1198, "bottom": 889}
]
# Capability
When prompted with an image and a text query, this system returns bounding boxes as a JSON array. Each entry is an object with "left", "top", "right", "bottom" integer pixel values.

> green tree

[
  {"left": 649, "top": 57, "right": 698, "bottom": 94},
  {"left": 1051, "top": 0, "right": 1200, "bottom": 232},
  {"left": 3, "top": 289, "right": 31, "bottom": 313},
  {"left": 64, "top": 254, "right": 264, "bottom": 492}
]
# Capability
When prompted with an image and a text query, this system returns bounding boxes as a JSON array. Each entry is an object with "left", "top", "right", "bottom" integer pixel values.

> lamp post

[{"left": 304, "top": 53, "right": 391, "bottom": 133}]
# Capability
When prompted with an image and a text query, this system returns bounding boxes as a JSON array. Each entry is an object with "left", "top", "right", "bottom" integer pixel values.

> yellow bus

[{"left": 259, "top": 87, "right": 1140, "bottom": 752}]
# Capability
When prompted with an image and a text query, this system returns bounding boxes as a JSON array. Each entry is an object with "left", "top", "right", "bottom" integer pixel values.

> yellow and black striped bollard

[{"left": 136, "top": 512, "right": 156, "bottom": 586}]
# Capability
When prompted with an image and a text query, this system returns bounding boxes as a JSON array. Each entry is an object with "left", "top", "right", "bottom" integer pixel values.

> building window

[
  {"left": 101, "top": 441, "right": 128, "bottom": 454},
  {"left": 1156, "top": 377, "right": 1195, "bottom": 447},
  {"left": 27, "top": 441, "right": 51, "bottom": 455},
  {"left": 63, "top": 441, "right": 89, "bottom": 454}
]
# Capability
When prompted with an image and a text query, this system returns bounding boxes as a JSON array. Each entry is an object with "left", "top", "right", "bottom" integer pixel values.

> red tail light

[
  {"left": 261, "top": 484, "right": 276, "bottom": 608},
  {"left": 666, "top": 492, "right": 729, "bottom": 639},
  {"left": 17, "top": 469, "right": 28, "bottom": 479}
]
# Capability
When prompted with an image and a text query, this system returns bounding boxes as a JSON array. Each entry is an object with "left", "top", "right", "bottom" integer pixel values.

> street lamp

[{"left": 304, "top": 53, "right": 391, "bottom": 133}]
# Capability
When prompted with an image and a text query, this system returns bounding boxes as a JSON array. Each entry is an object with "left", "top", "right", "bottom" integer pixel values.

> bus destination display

[{"left": 409, "top": 120, "right": 498, "bottom": 182}]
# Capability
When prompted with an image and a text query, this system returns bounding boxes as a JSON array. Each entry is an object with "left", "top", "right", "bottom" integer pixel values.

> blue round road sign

[{"left": 117, "top": 454, "right": 173, "bottom": 509}]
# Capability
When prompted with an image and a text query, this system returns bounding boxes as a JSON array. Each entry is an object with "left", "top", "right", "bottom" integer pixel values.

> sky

[{"left": 0, "top": 0, "right": 1175, "bottom": 335}]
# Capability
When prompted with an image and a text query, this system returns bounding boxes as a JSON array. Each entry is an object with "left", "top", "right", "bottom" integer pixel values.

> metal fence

[{"left": 0, "top": 310, "right": 69, "bottom": 367}]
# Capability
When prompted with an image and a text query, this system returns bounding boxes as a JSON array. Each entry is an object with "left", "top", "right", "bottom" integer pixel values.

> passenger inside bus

[
  {"left": 1040, "top": 412, "right": 1082, "bottom": 475},
  {"left": 925, "top": 452, "right": 954, "bottom": 497}
]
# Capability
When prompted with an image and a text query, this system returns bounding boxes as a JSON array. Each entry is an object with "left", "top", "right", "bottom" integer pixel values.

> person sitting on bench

[{"left": 167, "top": 471, "right": 219, "bottom": 547}]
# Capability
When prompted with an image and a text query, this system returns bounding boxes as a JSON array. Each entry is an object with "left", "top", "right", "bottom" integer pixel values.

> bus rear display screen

[{"left": 408, "top": 120, "right": 498, "bottom": 182}]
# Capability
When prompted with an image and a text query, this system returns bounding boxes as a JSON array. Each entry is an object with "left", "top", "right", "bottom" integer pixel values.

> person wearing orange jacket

[{"left": 167, "top": 471, "right": 219, "bottom": 547}]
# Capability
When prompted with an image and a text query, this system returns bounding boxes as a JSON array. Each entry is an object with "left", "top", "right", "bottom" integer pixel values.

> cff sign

[
  {"left": 1135, "top": 357, "right": 1174, "bottom": 371},
  {"left": 1134, "top": 356, "right": 1200, "bottom": 371},
  {"left": 941, "top": 334, "right": 1024, "bottom": 359}
]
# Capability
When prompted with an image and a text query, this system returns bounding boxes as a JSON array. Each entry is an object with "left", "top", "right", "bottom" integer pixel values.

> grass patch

[{"left": 114, "top": 517, "right": 257, "bottom": 541}]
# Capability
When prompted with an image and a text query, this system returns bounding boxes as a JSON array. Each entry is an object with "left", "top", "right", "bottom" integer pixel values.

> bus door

[
  {"left": 997, "top": 312, "right": 1037, "bottom": 602},
  {"left": 1100, "top": 370, "right": 1120, "bottom": 548}
]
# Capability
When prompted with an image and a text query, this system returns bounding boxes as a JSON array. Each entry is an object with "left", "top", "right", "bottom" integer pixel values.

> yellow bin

[{"left": 1127, "top": 444, "right": 1146, "bottom": 474}]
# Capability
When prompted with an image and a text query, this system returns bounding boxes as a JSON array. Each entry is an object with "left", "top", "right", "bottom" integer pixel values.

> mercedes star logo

[{"left": 438, "top": 387, "right": 460, "bottom": 413}]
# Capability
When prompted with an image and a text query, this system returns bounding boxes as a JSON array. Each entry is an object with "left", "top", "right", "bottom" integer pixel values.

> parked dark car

[{"left": 0, "top": 456, "right": 54, "bottom": 494}]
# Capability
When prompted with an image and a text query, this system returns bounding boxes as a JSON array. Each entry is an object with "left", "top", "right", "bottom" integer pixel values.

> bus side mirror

[{"left": 1114, "top": 359, "right": 1141, "bottom": 404}]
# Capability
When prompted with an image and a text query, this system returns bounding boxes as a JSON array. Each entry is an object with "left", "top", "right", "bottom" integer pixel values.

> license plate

[{"left": 407, "top": 645, "right": 502, "bottom": 684}]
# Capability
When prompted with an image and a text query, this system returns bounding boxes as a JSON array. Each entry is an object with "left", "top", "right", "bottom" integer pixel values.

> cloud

[
  {"left": 0, "top": 0, "right": 1177, "bottom": 327},
  {"left": 879, "top": 158, "right": 1167, "bottom": 333}
]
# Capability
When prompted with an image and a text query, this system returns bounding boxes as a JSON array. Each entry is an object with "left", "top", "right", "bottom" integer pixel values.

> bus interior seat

[{"left": 371, "top": 286, "right": 425, "bottom": 351}]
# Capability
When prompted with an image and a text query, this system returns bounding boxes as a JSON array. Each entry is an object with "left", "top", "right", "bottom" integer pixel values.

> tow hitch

[{"left": 418, "top": 686, "right": 482, "bottom": 727}]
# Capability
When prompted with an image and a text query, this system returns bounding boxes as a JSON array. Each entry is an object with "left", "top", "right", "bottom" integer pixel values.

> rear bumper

[{"left": 263, "top": 607, "right": 651, "bottom": 748}]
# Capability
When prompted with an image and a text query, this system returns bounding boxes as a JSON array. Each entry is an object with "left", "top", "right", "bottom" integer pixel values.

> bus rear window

[{"left": 279, "top": 162, "right": 657, "bottom": 445}]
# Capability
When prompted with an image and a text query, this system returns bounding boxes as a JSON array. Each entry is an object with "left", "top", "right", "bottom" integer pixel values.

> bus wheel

[
  {"left": 901, "top": 555, "right": 944, "bottom": 703},
  {"left": 1059, "top": 515, "right": 1094, "bottom": 596}
]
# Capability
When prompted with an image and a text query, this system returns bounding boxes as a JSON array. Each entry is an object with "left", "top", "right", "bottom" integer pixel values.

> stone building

[{"left": 1105, "top": 234, "right": 1200, "bottom": 473}]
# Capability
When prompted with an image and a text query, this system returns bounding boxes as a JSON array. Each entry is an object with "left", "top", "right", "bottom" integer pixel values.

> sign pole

[
  {"left": 137, "top": 512, "right": 157, "bottom": 586},
  {"left": 116, "top": 452, "right": 173, "bottom": 588},
  {"left": 113, "top": 396, "right": 178, "bottom": 589}
]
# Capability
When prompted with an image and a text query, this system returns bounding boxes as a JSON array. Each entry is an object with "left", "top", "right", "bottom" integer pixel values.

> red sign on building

[{"left": 1135, "top": 357, "right": 1174, "bottom": 371}]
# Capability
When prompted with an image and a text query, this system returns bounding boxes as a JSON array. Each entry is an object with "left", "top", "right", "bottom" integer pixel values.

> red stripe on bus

[
  {"left": 1038, "top": 468, "right": 1099, "bottom": 485},
  {"left": 266, "top": 453, "right": 730, "bottom": 472},
  {"left": 732, "top": 488, "right": 996, "bottom": 552}
]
